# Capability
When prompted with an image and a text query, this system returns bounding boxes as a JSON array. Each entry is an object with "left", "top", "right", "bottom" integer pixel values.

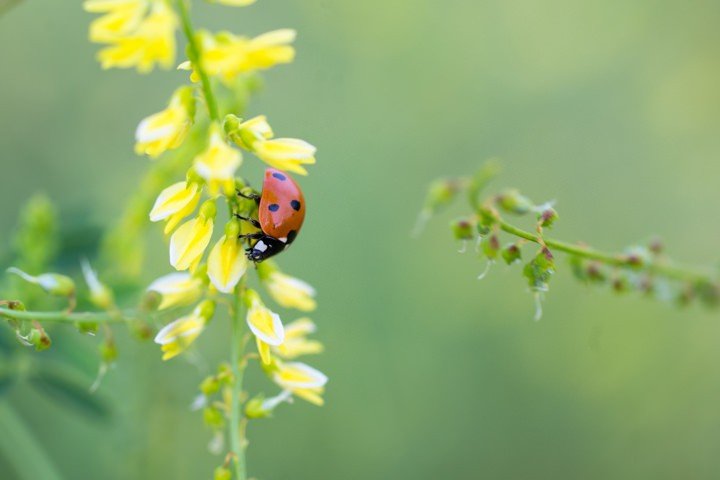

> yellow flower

[
  {"left": 224, "top": 114, "right": 273, "bottom": 150},
  {"left": 81, "top": 259, "right": 115, "bottom": 310},
  {"left": 207, "top": 221, "right": 248, "bottom": 294},
  {"left": 245, "top": 29, "right": 296, "bottom": 70},
  {"left": 149, "top": 181, "right": 201, "bottom": 234},
  {"left": 146, "top": 272, "right": 203, "bottom": 310},
  {"left": 169, "top": 201, "right": 216, "bottom": 272},
  {"left": 96, "top": 2, "right": 177, "bottom": 73},
  {"left": 188, "top": 29, "right": 295, "bottom": 84},
  {"left": 258, "top": 262, "right": 316, "bottom": 311},
  {"left": 273, "top": 318, "right": 323, "bottom": 359},
  {"left": 193, "top": 125, "right": 242, "bottom": 196},
  {"left": 154, "top": 300, "right": 215, "bottom": 360},
  {"left": 272, "top": 361, "right": 328, "bottom": 406},
  {"left": 253, "top": 138, "right": 316, "bottom": 176},
  {"left": 135, "top": 86, "right": 195, "bottom": 158},
  {"left": 245, "top": 290, "right": 284, "bottom": 365},
  {"left": 84, "top": 0, "right": 149, "bottom": 43}
]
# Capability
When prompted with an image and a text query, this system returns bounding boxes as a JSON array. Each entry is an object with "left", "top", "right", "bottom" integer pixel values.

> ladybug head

[{"left": 246, "top": 236, "right": 286, "bottom": 263}]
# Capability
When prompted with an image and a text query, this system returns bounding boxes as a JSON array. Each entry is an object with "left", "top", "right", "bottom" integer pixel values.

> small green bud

[
  {"left": 568, "top": 256, "right": 588, "bottom": 283},
  {"left": 200, "top": 376, "right": 221, "bottom": 397},
  {"left": 477, "top": 206, "right": 498, "bottom": 229},
  {"left": 203, "top": 406, "right": 225, "bottom": 429},
  {"left": 99, "top": 338, "right": 118, "bottom": 364},
  {"left": 129, "top": 320, "right": 154, "bottom": 341},
  {"left": 481, "top": 234, "right": 500, "bottom": 260},
  {"left": 523, "top": 248, "right": 555, "bottom": 292},
  {"left": 199, "top": 200, "right": 217, "bottom": 221},
  {"left": 197, "top": 300, "right": 216, "bottom": 322},
  {"left": 76, "top": 321, "right": 99, "bottom": 335},
  {"left": 586, "top": 263, "right": 607, "bottom": 283},
  {"left": 225, "top": 219, "right": 241, "bottom": 238},
  {"left": 611, "top": 274, "right": 629, "bottom": 293},
  {"left": 140, "top": 290, "right": 162, "bottom": 312},
  {"left": 7, "top": 268, "right": 75, "bottom": 297},
  {"left": 28, "top": 325, "right": 51, "bottom": 352},
  {"left": 537, "top": 207, "right": 559, "bottom": 229},
  {"left": 501, "top": 243, "right": 522, "bottom": 265},
  {"left": 245, "top": 396, "right": 271, "bottom": 419},
  {"left": 423, "top": 178, "right": 464, "bottom": 215},
  {"left": 214, "top": 467, "right": 232, "bottom": 480},
  {"left": 451, "top": 218, "right": 474, "bottom": 241},
  {"left": 496, "top": 189, "right": 534, "bottom": 215}
]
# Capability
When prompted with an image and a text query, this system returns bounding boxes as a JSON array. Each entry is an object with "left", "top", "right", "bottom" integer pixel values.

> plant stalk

[
  {"left": 0, "top": 307, "right": 127, "bottom": 324},
  {"left": 175, "top": 0, "right": 220, "bottom": 121},
  {"left": 495, "top": 218, "right": 714, "bottom": 284},
  {"left": 230, "top": 280, "right": 248, "bottom": 480}
]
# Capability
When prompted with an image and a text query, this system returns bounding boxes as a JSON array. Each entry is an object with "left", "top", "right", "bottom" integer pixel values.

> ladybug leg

[
  {"left": 236, "top": 187, "right": 261, "bottom": 204},
  {"left": 239, "top": 232, "right": 264, "bottom": 240},
  {"left": 234, "top": 214, "right": 262, "bottom": 229}
]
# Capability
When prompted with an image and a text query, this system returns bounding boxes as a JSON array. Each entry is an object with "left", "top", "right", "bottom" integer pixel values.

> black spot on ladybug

[
  {"left": 290, "top": 200, "right": 301, "bottom": 211},
  {"left": 268, "top": 204, "right": 280, "bottom": 212},
  {"left": 286, "top": 230, "right": 298, "bottom": 244},
  {"left": 272, "top": 172, "right": 287, "bottom": 181}
]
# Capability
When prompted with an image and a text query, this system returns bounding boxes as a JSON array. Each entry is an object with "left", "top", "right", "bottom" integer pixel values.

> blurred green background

[{"left": 2, "top": 0, "right": 720, "bottom": 478}]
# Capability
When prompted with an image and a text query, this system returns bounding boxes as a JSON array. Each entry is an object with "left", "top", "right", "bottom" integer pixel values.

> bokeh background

[{"left": 2, "top": 0, "right": 720, "bottom": 478}]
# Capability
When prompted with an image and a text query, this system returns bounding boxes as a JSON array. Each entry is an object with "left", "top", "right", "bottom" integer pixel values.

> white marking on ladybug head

[
  {"left": 278, "top": 237, "right": 288, "bottom": 243},
  {"left": 255, "top": 240, "right": 268, "bottom": 252}
]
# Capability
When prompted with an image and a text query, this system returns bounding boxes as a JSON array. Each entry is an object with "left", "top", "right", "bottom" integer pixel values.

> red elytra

[{"left": 258, "top": 168, "right": 306, "bottom": 243}]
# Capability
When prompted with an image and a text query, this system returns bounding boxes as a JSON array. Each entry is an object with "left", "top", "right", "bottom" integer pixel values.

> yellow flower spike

[
  {"left": 149, "top": 181, "right": 201, "bottom": 234},
  {"left": 154, "top": 300, "right": 215, "bottom": 360},
  {"left": 80, "top": 259, "right": 115, "bottom": 310},
  {"left": 272, "top": 361, "right": 328, "bottom": 406},
  {"left": 135, "top": 86, "right": 195, "bottom": 158},
  {"left": 84, "top": 0, "right": 149, "bottom": 43},
  {"left": 273, "top": 318, "right": 324, "bottom": 359},
  {"left": 207, "top": 221, "right": 248, "bottom": 294},
  {"left": 244, "top": 289, "right": 284, "bottom": 365},
  {"left": 193, "top": 125, "right": 242, "bottom": 197},
  {"left": 253, "top": 138, "right": 316, "bottom": 176},
  {"left": 258, "top": 262, "right": 317, "bottom": 311},
  {"left": 96, "top": 1, "right": 177, "bottom": 73},
  {"left": 146, "top": 272, "right": 204, "bottom": 310},
  {"left": 169, "top": 200, "right": 216, "bottom": 271}
]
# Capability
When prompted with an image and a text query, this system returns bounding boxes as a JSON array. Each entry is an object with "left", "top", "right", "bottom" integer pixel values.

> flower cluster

[
  {"left": 1, "top": 1, "right": 328, "bottom": 479},
  {"left": 420, "top": 161, "right": 720, "bottom": 319}
]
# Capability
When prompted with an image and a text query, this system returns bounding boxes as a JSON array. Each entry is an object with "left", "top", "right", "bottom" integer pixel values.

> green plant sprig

[{"left": 420, "top": 161, "right": 720, "bottom": 317}]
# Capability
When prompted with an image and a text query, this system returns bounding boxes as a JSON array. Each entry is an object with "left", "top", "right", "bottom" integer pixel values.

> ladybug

[{"left": 236, "top": 168, "right": 306, "bottom": 262}]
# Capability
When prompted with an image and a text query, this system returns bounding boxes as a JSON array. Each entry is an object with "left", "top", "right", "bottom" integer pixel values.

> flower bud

[
  {"left": 81, "top": 260, "right": 114, "bottom": 310},
  {"left": 99, "top": 338, "right": 118, "bottom": 364},
  {"left": 214, "top": 467, "right": 232, "bottom": 480},
  {"left": 7, "top": 268, "right": 75, "bottom": 297},
  {"left": 423, "top": 178, "right": 462, "bottom": 214},
  {"left": 523, "top": 248, "right": 555, "bottom": 292},
  {"left": 537, "top": 207, "right": 559, "bottom": 229},
  {"left": 451, "top": 218, "right": 474, "bottom": 241},
  {"left": 203, "top": 406, "right": 225, "bottom": 429},
  {"left": 501, "top": 243, "right": 522, "bottom": 265},
  {"left": 200, "top": 375, "right": 221, "bottom": 396},
  {"left": 496, "top": 189, "right": 534, "bottom": 215},
  {"left": 76, "top": 322, "right": 99, "bottom": 335},
  {"left": 245, "top": 390, "right": 293, "bottom": 419},
  {"left": 27, "top": 323, "right": 51, "bottom": 351},
  {"left": 481, "top": 234, "right": 500, "bottom": 260}
]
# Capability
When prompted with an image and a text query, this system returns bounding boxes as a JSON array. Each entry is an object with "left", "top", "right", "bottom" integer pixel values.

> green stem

[
  {"left": 0, "top": 307, "right": 128, "bottom": 324},
  {"left": 175, "top": 0, "right": 220, "bottom": 121},
  {"left": 495, "top": 218, "right": 714, "bottom": 284},
  {"left": 229, "top": 281, "right": 247, "bottom": 480}
]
